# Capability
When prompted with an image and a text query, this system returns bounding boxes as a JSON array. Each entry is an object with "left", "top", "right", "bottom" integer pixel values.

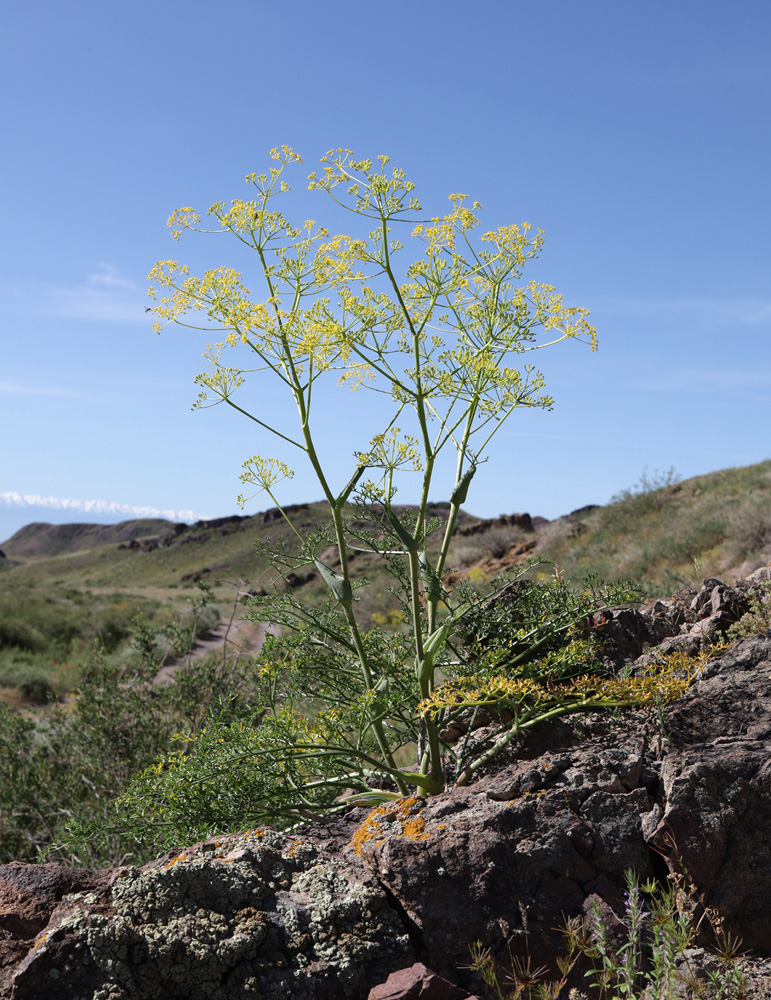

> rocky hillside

[
  {"left": 2, "top": 461, "right": 770, "bottom": 598},
  {"left": 0, "top": 502, "right": 481, "bottom": 596},
  {"left": 0, "top": 520, "right": 175, "bottom": 561},
  {"left": 449, "top": 460, "right": 771, "bottom": 594}
]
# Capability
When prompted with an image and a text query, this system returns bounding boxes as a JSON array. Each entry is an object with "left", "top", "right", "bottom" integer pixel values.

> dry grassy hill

[{"left": 1, "top": 460, "right": 769, "bottom": 707}]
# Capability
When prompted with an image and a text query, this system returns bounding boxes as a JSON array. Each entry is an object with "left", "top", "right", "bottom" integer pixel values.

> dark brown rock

[
  {"left": 347, "top": 733, "right": 659, "bottom": 986},
  {"left": 644, "top": 634, "right": 771, "bottom": 952},
  {"left": 180, "top": 566, "right": 211, "bottom": 583},
  {"left": 285, "top": 570, "right": 317, "bottom": 589},
  {"left": 261, "top": 503, "right": 309, "bottom": 525},
  {"left": 595, "top": 576, "right": 753, "bottom": 668},
  {"left": 349, "top": 630, "right": 771, "bottom": 983},
  {"left": 455, "top": 513, "right": 533, "bottom": 537},
  {"left": 0, "top": 864, "right": 113, "bottom": 998},
  {"left": 591, "top": 605, "right": 680, "bottom": 667}
]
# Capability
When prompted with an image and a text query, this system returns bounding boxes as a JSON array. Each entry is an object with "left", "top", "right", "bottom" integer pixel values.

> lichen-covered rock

[
  {"left": 345, "top": 631, "right": 771, "bottom": 992},
  {"left": 644, "top": 633, "right": 771, "bottom": 953},
  {"left": 347, "top": 728, "right": 661, "bottom": 988},
  {"left": 7, "top": 829, "right": 411, "bottom": 999},
  {"left": 0, "top": 864, "right": 113, "bottom": 998}
]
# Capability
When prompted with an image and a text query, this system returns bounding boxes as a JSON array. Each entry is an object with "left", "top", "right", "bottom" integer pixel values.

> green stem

[
  {"left": 454, "top": 695, "right": 648, "bottom": 786},
  {"left": 256, "top": 224, "right": 408, "bottom": 796},
  {"left": 434, "top": 408, "right": 478, "bottom": 591},
  {"left": 322, "top": 467, "right": 408, "bottom": 796},
  {"left": 407, "top": 548, "right": 444, "bottom": 790}
]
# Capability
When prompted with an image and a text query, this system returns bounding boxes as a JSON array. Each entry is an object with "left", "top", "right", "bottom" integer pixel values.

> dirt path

[{"left": 153, "top": 614, "right": 279, "bottom": 686}]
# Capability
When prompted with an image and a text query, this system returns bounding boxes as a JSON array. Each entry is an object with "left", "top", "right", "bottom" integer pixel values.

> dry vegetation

[
  {"left": 530, "top": 461, "right": 771, "bottom": 593},
  {"left": 1, "top": 460, "right": 770, "bottom": 711}
]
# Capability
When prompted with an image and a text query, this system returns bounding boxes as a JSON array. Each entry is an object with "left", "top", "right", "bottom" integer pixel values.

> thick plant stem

[
  {"left": 330, "top": 497, "right": 408, "bottom": 795},
  {"left": 292, "top": 395, "right": 408, "bottom": 795},
  {"left": 407, "top": 548, "right": 444, "bottom": 790},
  {"left": 435, "top": 394, "right": 480, "bottom": 584}
]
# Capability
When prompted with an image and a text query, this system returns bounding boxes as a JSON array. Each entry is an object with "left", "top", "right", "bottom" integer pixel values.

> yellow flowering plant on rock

[{"left": 106, "top": 146, "right": 697, "bottom": 846}]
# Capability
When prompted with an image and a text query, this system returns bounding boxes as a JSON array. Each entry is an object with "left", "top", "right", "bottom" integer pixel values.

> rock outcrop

[
  {"left": 2, "top": 575, "right": 771, "bottom": 999},
  {"left": 1, "top": 830, "right": 411, "bottom": 999},
  {"left": 454, "top": 513, "right": 534, "bottom": 537},
  {"left": 352, "top": 631, "right": 771, "bottom": 977},
  {"left": 591, "top": 567, "right": 771, "bottom": 667}
]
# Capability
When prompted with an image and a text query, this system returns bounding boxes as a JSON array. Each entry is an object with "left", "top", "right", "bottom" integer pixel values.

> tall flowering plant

[{"left": 142, "top": 148, "right": 687, "bottom": 827}]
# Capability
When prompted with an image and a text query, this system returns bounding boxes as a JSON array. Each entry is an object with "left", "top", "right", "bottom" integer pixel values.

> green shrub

[
  {"left": 0, "top": 601, "right": 259, "bottom": 867},
  {"left": 727, "top": 581, "right": 771, "bottom": 641},
  {"left": 730, "top": 497, "right": 771, "bottom": 559},
  {"left": 601, "top": 467, "right": 681, "bottom": 528}
]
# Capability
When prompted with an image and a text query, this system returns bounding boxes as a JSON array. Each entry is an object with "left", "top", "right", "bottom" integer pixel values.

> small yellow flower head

[
  {"left": 237, "top": 456, "right": 294, "bottom": 507},
  {"left": 338, "top": 361, "right": 376, "bottom": 391},
  {"left": 193, "top": 359, "right": 244, "bottom": 407},
  {"left": 167, "top": 208, "right": 201, "bottom": 241},
  {"left": 360, "top": 428, "right": 423, "bottom": 472},
  {"left": 357, "top": 479, "right": 388, "bottom": 503},
  {"left": 270, "top": 145, "right": 303, "bottom": 164}
]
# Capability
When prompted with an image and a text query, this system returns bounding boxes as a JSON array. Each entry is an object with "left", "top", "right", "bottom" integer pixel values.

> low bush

[
  {"left": 0, "top": 582, "right": 220, "bottom": 703},
  {"left": 730, "top": 497, "right": 771, "bottom": 560},
  {"left": 0, "top": 587, "right": 253, "bottom": 867},
  {"left": 600, "top": 467, "right": 681, "bottom": 529}
]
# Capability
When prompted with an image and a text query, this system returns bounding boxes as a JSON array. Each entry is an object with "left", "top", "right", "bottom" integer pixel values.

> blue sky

[{"left": 2, "top": 0, "right": 769, "bottom": 543}]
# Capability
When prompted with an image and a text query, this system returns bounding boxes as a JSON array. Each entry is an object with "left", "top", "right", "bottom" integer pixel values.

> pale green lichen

[{"left": 62, "top": 829, "right": 409, "bottom": 999}]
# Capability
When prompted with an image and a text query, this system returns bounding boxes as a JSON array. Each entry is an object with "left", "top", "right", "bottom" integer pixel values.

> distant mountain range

[{"left": 2, "top": 461, "right": 770, "bottom": 596}]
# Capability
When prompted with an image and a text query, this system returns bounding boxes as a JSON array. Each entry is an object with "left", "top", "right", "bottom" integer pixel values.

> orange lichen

[
  {"left": 349, "top": 796, "right": 430, "bottom": 855},
  {"left": 33, "top": 933, "right": 47, "bottom": 950},
  {"left": 162, "top": 853, "right": 188, "bottom": 869}
]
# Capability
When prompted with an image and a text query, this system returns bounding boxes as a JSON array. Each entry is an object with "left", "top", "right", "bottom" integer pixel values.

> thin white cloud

[
  {"left": 592, "top": 295, "right": 771, "bottom": 326},
  {"left": 6, "top": 264, "right": 149, "bottom": 322},
  {"left": 87, "top": 262, "right": 137, "bottom": 291},
  {"left": 0, "top": 492, "right": 208, "bottom": 523},
  {"left": 48, "top": 287, "right": 145, "bottom": 322},
  {"left": 0, "top": 382, "right": 79, "bottom": 397}
]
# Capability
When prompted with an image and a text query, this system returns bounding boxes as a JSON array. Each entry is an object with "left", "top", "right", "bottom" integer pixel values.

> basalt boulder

[
  {"left": 592, "top": 574, "right": 756, "bottom": 667},
  {"left": 351, "top": 631, "right": 771, "bottom": 993},
  {"left": 1, "top": 831, "right": 411, "bottom": 1000}
]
